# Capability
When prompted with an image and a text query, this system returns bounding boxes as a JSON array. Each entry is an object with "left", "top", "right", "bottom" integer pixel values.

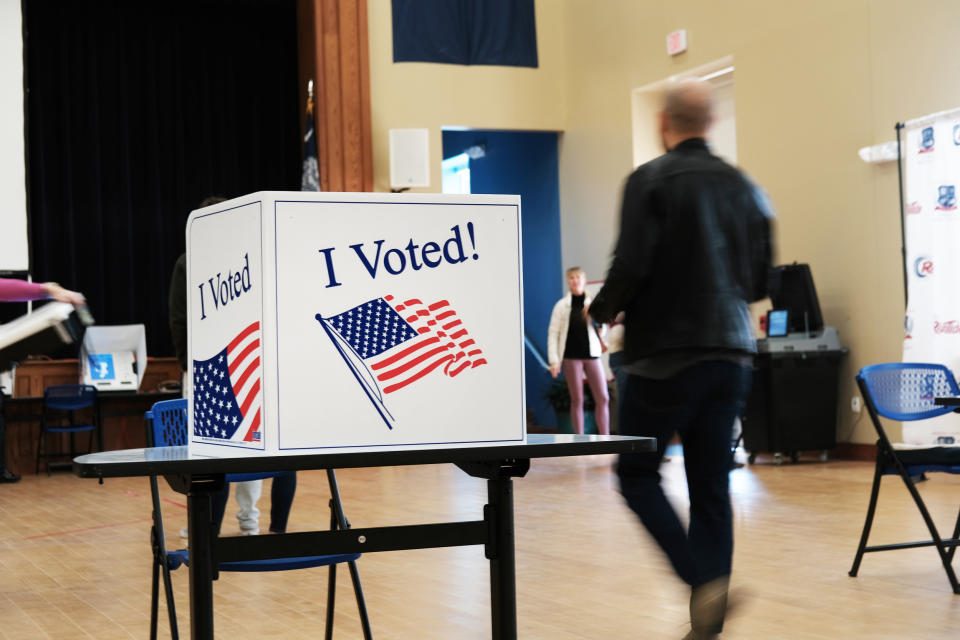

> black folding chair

[
  {"left": 850, "top": 363, "right": 960, "bottom": 593},
  {"left": 36, "top": 384, "right": 98, "bottom": 473},
  {"left": 146, "top": 398, "right": 373, "bottom": 638}
]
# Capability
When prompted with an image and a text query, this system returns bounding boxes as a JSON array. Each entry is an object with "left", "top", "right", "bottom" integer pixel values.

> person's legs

[
  {"left": 582, "top": 358, "right": 610, "bottom": 435},
  {"left": 681, "top": 362, "right": 751, "bottom": 585},
  {"left": 269, "top": 472, "right": 297, "bottom": 533},
  {"left": 617, "top": 372, "right": 700, "bottom": 585},
  {"left": 561, "top": 359, "right": 586, "bottom": 434},
  {"left": 211, "top": 484, "right": 230, "bottom": 537},
  {"left": 678, "top": 362, "right": 752, "bottom": 636},
  {"left": 234, "top": 479, "right": 263, "bottom": 534}
]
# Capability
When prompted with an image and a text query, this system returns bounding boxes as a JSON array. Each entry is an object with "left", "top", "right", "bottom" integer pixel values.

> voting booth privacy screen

[
  {"left": 81, "top": 325, "right": 147, "bottom": 391},
  {"left": 186, "top": 192, "right": 525, "bottom": 456}
]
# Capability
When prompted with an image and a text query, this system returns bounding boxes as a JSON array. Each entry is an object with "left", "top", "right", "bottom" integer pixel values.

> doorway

[
  {"left": 441, "top": 128, "right": 562, "bottom": 430},
  {"left": 631, "top": 55, "right": 736, "bottom": 166}
]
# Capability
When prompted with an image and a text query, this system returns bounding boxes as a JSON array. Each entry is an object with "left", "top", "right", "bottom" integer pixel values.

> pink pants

[{"left": 561, "top": 358, "right": 610, "bottom": 435}]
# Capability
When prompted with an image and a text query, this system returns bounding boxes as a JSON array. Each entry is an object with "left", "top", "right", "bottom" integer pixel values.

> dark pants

[
  {"left": 212, "top": 471, "right": 297, "bottom": 534},
  {"left": 617, "top": 361, "right": 751, "bottom": 587}
]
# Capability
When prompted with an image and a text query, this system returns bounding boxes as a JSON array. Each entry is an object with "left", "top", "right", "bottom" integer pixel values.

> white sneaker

[
  {"left": 239, "top": 527, "right": 260, "bottom": 536},
  {"left": 179, "top": 526, "right": 189, "bottom": 539}
]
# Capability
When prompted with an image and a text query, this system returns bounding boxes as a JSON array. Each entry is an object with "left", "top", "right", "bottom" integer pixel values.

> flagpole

[
  {"left": 315, "top": 314, "right": 394, "bottom": 430},
  {"left": 302, "top": 80, "right": 322, "bottom": 192}
]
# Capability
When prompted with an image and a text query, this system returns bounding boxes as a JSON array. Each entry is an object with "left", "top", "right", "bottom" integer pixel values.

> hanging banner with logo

[{"left": 902, "top": 107, "right": 960, "bottom": 443}]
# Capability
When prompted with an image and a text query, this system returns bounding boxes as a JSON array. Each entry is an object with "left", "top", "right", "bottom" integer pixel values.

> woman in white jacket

[{"left": 547, "top": 267, "right": 609, "bottom": 435}]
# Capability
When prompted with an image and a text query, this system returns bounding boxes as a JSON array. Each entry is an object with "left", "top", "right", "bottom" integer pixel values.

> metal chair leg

[
  {"left": 150, "top": 555, "right": 160, "bottom": 640},
  {"left": 35, "top": 431, "right": 41, "bottom": 474},
  {"left": 347, "top": 558, "right": 373, "bottom": 640},
  {"left": 899, "top": 468, "right": 960, "bottom": 594},
  {"left": 850, "top": 459, "right": 883, "bottom": 577},
  {"left": 325, "top": 563, "right": 337, "bottom": 640},
  {"left": 947, "top": 505, "right": 960, "bottom": 564},
  {"left": 161, "top": 562, "right": 180, "bottom": 640},
  {"left": 326, "top": 469, "right": 372, "bottom": 638}
]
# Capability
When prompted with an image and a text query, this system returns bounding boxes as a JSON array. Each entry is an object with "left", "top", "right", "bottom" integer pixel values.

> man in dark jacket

[{"left": 589, "top": 79, "right": 773, "bottom": 640}]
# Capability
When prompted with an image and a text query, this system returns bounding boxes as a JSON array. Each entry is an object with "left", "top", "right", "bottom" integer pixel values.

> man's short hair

[
  {"left": 664, "top": 79, "right": 713, "bottom": 135},
  {"left": 566, "top": 266, "right": 585, "bottom": 278}
]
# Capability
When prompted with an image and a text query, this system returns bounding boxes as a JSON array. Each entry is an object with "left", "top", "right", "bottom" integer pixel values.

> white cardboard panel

[{"left": 186, "top": 192, "right": 525, "bottom": 457}]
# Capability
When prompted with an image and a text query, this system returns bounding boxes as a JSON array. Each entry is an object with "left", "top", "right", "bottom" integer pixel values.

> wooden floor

[{"left": 2, "top": 451, "right": 960, "bottom": 639}]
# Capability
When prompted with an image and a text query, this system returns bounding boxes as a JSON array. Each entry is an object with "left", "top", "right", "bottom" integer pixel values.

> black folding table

[{"left": 74, "top": 433, "right": 653, "bottom": 640}]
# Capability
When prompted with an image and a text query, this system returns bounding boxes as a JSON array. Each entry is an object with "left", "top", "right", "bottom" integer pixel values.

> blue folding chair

[
  {"left": 146, "top": 398, "right": 372, "bottom": 639},
  {"left": 850, "top": 363, "right": 960, "bottom": 593},
  {"left": 36, "top": 384, "right": 98, "bottom": 474}
]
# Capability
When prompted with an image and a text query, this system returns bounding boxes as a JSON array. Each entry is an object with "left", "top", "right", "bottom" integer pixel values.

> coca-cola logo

[
  {"left": 934, "top": 320, "right": 960, "bottom": 334},
  {"left": 907, "top": 201, "right": 922, "bottom": 214}
]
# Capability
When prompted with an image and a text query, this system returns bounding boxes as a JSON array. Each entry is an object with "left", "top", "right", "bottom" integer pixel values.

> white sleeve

[{"left": 546, "top": 300, "right": 564, "bottom": 365}]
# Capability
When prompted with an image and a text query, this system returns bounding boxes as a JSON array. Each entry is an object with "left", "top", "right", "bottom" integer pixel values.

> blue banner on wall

[{"left": 392, "top": 0, "right": 538, "bottom": 68}]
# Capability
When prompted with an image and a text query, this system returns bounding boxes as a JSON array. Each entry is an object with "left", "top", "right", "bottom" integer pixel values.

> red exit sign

[{"left": 666, "top": 29, "right": 687, "bottom": 56}]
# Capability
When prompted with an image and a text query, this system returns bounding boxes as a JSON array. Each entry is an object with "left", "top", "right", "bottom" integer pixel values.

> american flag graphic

[
  {"left": 192, "top": 321, "right": 262, "bottom": 443},
  {"left": 316, "top": 295, "right": 487, "bottom": 428}
]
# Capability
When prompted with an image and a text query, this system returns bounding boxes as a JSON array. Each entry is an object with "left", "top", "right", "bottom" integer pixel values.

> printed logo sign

[
  {"left": 192, "top": 322, "right": 262, "bottom": 443},
  {"left": 87, "top": 354, "right": 115, "bottom": 380},
  {"left": 903, "top": 114, "right": 960, "bottom": 444},
  {"left": 273, "top": 196, "right": 524, "bottom": 452},
  {"left": 316, "top": 295, "right": 487, "bottom": 429},
  {"left": 187, "top": 193, "right": 524, "bottom": 456},
  {"left": 187, "top": 201, "right": 265, "bottom": 451},
  {"left": 920, "top": 126, "right": 935, "bottom": 153},
  {"left": 936, "top": 185, "right": 957, "bottom": 210},
  {"left": 934, "top": 320, "right": 960, "bottom": 335}
]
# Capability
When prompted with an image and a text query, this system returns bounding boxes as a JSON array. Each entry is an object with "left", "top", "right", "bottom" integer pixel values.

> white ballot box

[
  {"left": 81, "top": 325, "right": 147, "bottom": 391},
  {"left": 186, "top": 192, "right": 525, "bottom": 456}
]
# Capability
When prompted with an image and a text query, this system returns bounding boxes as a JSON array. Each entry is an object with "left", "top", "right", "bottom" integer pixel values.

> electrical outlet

[{"left": 851, "top": 396, "right": 862, "bottom": 413}]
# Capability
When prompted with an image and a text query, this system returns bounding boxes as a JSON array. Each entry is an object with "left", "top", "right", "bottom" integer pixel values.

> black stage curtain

[
  {"left": 21, "top": 0, "right": 300, "bottom": 359},
  {"left": 392, "top": 0, "right": 538, "bottom": 67}
]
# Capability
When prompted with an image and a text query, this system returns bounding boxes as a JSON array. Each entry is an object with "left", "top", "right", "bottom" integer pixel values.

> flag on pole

[
  {"left": 301, "top": 80, "right": 321, "bottom": 192},
  {"left": 315, "top": 295, "right": 487, "bottom": 429}
]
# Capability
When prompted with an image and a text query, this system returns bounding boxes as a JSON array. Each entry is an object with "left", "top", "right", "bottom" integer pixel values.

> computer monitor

[
  {"left": 767, "top": 263, "right": 823, "bottom": 335},
  {"left": 766, "top": 309, "right": 789, "bottom": 337}
]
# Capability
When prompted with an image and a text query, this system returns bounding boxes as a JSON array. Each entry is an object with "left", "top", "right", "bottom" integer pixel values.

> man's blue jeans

[{"left": 617, "top": 360, "right": 752, "bottom": 587}]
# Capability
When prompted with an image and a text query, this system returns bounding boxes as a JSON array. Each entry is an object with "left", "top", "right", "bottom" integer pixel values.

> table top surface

[
  {"left": 73, "top": 434, "right": 654, "bottom": 478},
  {"left": 3, "top": 389, "right": 179, "bottom": 402}
]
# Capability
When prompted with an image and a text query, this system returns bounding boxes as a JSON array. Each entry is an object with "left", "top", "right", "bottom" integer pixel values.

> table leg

[
  {"left": 488, "top": 472, "right": 517, "bottom": 640},
  {"left": 187, "top": 482, "right": 215, "bottom": 640},
  {"left": 456, "top": 459, "right": 530, "bottom": 640},
  {"left": 167, "top": 473, "right": 222, "bottom": 640}
]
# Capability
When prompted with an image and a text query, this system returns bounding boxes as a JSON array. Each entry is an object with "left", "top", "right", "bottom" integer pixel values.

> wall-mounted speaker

[{"left": 389, "top": 128, "right": 430, "bottom": 188}]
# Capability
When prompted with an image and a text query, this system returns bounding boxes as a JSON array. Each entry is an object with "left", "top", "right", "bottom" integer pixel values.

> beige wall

[
  {"left": 368, "top": 0, "right": 960, "bottom": 443},
  {"left": 367, "top": 0, "right": 567, "bottom": 193}
]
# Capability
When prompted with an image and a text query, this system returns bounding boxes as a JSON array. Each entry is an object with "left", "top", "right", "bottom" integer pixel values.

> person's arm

[
  {"left": 0, "top": 278, "right": 84, "bottom": 304},
  {"left": 546, "top": 299, "right": 564, "bottom": 378},
  {"left": 590, "top": 171, "right": 659, "bottom": 324},
  {"left": 747, "top": 182, "right": 776, "bottom": 303},
  {"left": 168, "top": 255, "right": 188, "bottom": 371}
]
